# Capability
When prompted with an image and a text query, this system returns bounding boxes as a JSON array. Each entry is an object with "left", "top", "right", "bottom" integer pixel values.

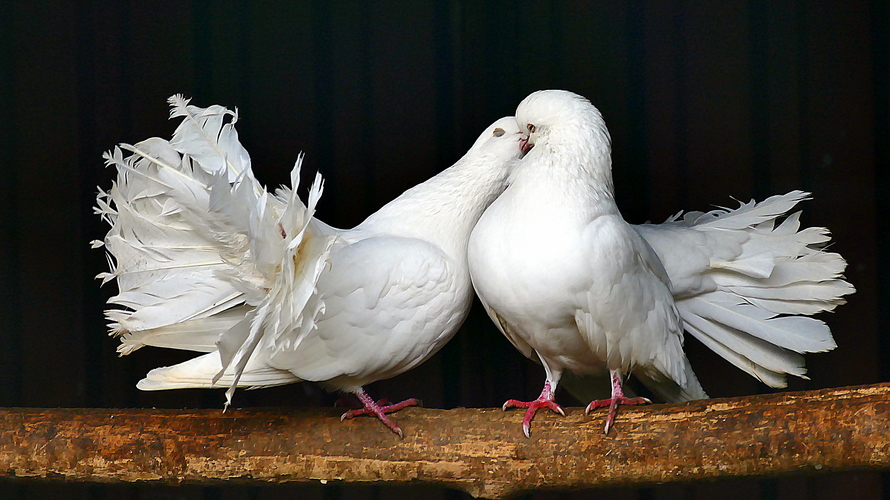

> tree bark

[{"left": 1, "top": 384, "right": 889, "bottom": 499}]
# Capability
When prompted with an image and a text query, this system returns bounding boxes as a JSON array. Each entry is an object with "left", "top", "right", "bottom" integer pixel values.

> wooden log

[{"left": 1, "top": 384, "right": 889, "bottom": 499}]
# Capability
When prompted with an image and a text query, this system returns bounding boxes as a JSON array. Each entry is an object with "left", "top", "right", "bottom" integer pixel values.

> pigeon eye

[
  {"left": 527, "top": 124, "right": 536, "bottom": 133},
  {"left": 493, "top": 128, "right": 505, "bottom": 137}
]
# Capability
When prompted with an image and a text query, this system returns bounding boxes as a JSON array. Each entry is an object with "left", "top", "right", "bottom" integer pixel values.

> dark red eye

[{"left": 527, "top": 124, "right": 536, "bottom": 133}]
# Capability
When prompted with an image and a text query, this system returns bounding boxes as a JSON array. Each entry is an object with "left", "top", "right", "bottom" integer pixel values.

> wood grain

[{"left": 2, "top": 384, "right": 889, "bottom": 499}]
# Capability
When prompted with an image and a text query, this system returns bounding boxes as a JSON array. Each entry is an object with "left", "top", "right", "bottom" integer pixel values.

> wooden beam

[{"left": 1, "top": 384, "right": 889, "bottom": 498}]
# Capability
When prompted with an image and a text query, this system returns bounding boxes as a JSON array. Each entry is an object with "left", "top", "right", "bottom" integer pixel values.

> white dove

[
  {"left": 95, "top": 95, "right": 526, "bottom": 436},
  {"left": 468, "top": 89, "right": 853, "bottom": 436}
]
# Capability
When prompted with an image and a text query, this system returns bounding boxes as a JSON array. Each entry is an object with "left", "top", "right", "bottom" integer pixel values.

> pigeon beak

[{"left": 519, "top": 136, "right": 533, "bottom": 155}]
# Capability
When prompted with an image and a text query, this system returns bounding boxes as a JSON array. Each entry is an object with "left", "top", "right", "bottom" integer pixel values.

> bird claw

[
  {"left": 585, "top": 395, "right": 652, "bottom": 434},
  {"left": 584, "top": 395, "right": 651, "bottom": 414},
  {"left": 501, "top": 399, "right": 521, "bottom": 411},
  {"left": 340, "top": 397, "right": 420, "bottom": 437},
  {"left": 502, "top": 397, "right": 566, "bottom": 438}
]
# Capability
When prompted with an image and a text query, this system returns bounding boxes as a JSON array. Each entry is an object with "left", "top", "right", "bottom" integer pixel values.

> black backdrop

[{"left": 0, "top": 1, "right": 887, "bottom": 499}]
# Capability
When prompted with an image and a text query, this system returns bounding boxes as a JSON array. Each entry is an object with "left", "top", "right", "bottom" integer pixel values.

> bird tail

[
  {"left": 94, "top": 95, "right": 334, "bottom": 402},
  {"left": 137, "top": 351, "right": 301, "bottom": 391},
  {"left": 640, "top": 191, "right": 854, "bottom": 389},
  {"left": 94, "top": 95, "right": 255, "bottom": 343}
]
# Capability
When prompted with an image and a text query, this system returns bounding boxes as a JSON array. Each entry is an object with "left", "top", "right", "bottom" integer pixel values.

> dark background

[{"left": 0, "top": 1, "right": 886, "bottom": 499}]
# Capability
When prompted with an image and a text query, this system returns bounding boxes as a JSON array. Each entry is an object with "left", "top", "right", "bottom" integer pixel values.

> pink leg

[
  {"left": 502, "top": 381, "right": 566, "bottom": 438},
  {"left": 585, "top": 370, "right": 651, "bottom": 434},
  {"left": 334, "top": 395, "right": 391, "bottom": 408},
  {"left": 339, "top": 388, "right": 420, "bottom": 437}
]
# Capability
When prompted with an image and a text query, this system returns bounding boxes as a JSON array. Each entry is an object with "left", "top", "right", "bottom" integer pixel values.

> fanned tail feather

[
  {"left": 640, "top": 191, "right": 854, "bottom": 389},
  {"left": 116, "top": 306, "right": 251, "bottom": 355},
  {"left": 97, "top": 141, "right": 240, "bottom": 336},
  {"left": 211, "top": 156, "right": 334, "bottom": 406},
  {"left": 167, "top": 94, "right": 251, "bottom": 182},
  {"left": 95, "top": 95, "right": 334, "bottom": 404},
  {"left": 137, "top": 351, "right": 301, "bottom": 391}
]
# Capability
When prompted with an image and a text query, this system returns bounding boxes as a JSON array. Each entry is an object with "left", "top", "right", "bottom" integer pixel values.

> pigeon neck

[{"left": 359, "top": 154, "right": 511, "bottom": 262}]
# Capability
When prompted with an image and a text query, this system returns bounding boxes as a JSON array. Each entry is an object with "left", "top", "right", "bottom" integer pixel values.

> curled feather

[
  {"left": 641, "top": 191, "right": 854, "bottom": 389},
  {"left": 95, "top": 96, "right": 334, "bottom": 405}
]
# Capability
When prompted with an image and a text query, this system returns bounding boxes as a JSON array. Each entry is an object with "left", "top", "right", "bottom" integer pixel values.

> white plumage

[
  {"left": 467, "top": 89, "right": 853, "bottom": 436},
  {"left": 95, "top": 95, "right": 526, "bottom": 435}
]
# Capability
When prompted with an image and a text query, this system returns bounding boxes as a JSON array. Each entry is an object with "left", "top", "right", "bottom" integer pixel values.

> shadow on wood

[{"left": 1, "top": 384, "right": 889, "bottom": 498}]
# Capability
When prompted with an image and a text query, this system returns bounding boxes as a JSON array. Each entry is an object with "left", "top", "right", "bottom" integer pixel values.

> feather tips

[
  {"left": 95, "top": 95, "right": 334, "bottom": 405},
  {"left": 167, "top": 94, "right": 250, "bottom": 182},
  {"left": 645, "top": 191, "right": 854, "bottom": 387}
]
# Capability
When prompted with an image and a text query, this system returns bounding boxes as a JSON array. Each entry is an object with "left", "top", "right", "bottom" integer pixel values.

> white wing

[
  {"left": 574, "top": 216, "right": 707, "bottom": 402},
  {"left": 267, "top": 235, "right": 468, "bottom": 392},
  {"left": 477, "top": 299, "right": 536, "bottom": 360}
]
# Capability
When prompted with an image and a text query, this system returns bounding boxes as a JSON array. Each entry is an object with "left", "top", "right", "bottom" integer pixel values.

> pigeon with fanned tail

[
  {"left": 467, "top": 89, "right": 854, "bottom": 437},
  {"left": 94, "top": 95, "right": 526, "bottom": 436}
]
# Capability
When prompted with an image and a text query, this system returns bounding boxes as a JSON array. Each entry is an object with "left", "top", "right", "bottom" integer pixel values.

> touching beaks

[
  {"left": 519, "top": 136, "right": 533, "bottom": 155},
  {"left": 519, "top": 122, "right": 536, "bottom": 155}
]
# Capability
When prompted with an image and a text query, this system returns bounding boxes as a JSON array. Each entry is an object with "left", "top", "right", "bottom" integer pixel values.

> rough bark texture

[{"left": 1, "top": 384, "right": 889, "bottom": 498}]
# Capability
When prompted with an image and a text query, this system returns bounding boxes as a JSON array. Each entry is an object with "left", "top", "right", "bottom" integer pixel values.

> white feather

[
  {"left": 96, "top": 96, "right": 334, "bottom": 406},
  {"left": 137, "top": 351, "right": 300, "bottom": 391},
  {"left": 167, "top": 94, "right": 250, "bottom": 181},
  {"left": 641, "top": 190, "right": 853, "bottom": 388}
]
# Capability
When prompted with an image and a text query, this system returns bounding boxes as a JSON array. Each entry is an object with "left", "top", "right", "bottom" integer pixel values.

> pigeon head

[
  {"left": 515, "top": 89, "right": 611, "bottom": 154},
  {"left": 467, "top": 116, "right": 526, "bottom": 153}
]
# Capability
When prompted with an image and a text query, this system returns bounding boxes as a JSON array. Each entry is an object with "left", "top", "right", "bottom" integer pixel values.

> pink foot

[
  {"left": 585, "top": 370, "right": 651, "bottom": 434},
  {"left": 339, "top": 388, "right": 419, "bottom": 437},
  {"left": 502, "top": 381, "right": 565, "bottom": 438}
]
